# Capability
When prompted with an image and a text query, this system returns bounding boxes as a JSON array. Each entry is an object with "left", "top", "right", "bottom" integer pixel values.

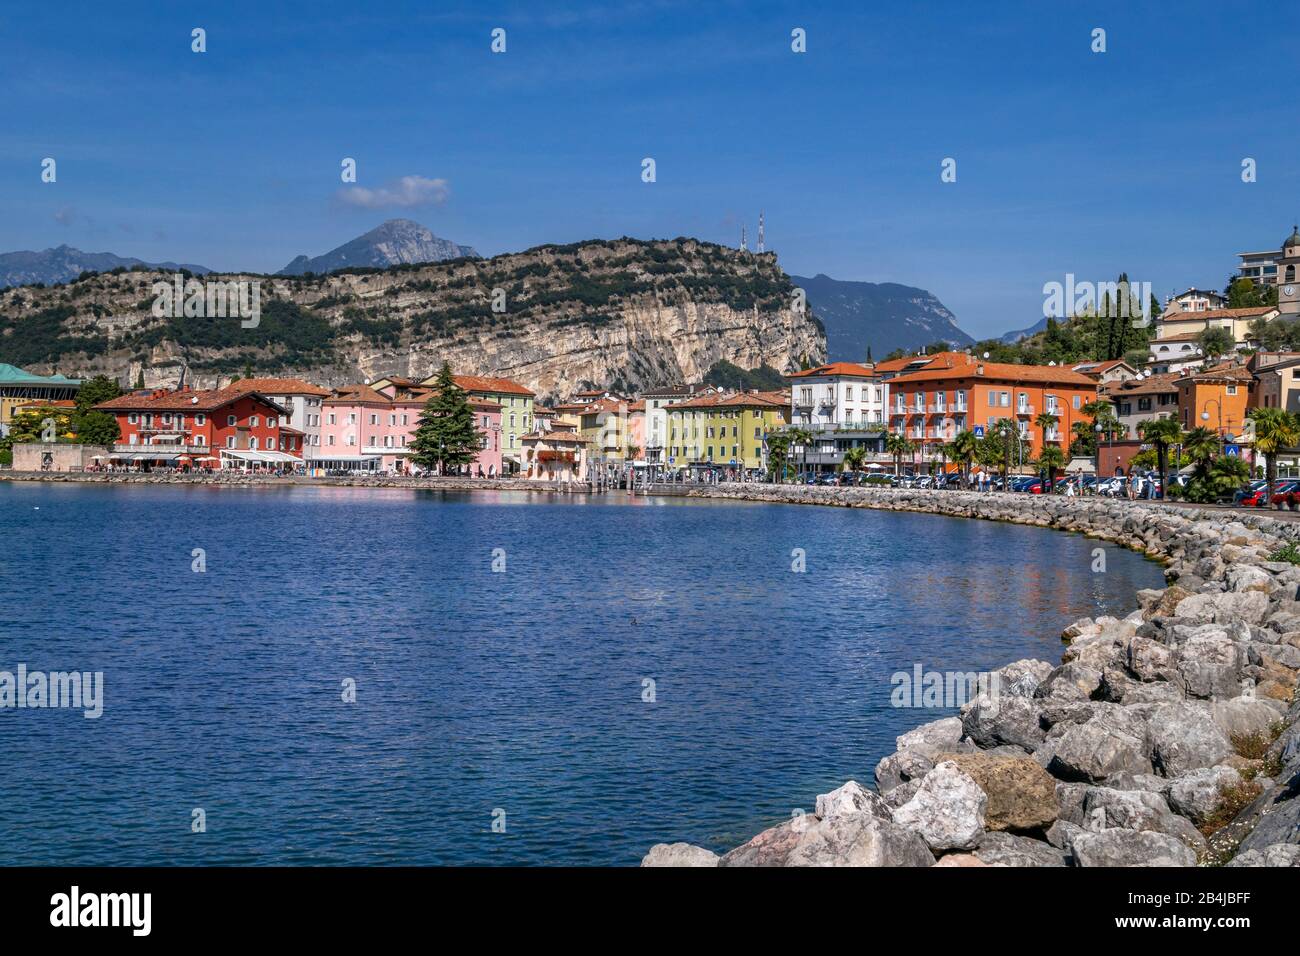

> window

[
  {"left": 1073, "top": 396, "right": 1081, "bottom": 409},
  {"left": 250, "top": 415, "right": 259, "bottom": 427},
  {"left": 268, "top": 416, "right": 276, "bottom": 428},
  {"left": 327, "top": 435, "right": 335, "bottom": 446},
  {"left": 369, "top": 414, "right": 378, "bottom": 426},
  {"left": 1226, "top": 385, "right": 1237, "bottom": 395},
  {"left": 328, "top": 413, "right": 336, "bottom": 425},
  {"left": 348, "top": 413, "right": 356, "bottom": 425},
  {"left": 227, "top": 415, "right": 236, "bottom": 426},
  {"left": 162, "top": 413, "right": 172, "bottom": 424},
  {"left": 226, "top": 436, "right": 235, "bottom": 448},
  {"left": 845, "top": 386, "right": 854, "bottom": 402},
  {"left": 128, "top": 413, "right": 138, "bottom": 424}
]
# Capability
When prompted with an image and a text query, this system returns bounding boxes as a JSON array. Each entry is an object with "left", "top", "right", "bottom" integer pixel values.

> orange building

[
  {"left": 1176, "top": 362, "right": 1253, "bottom": 441},
  {"left": 887, "top": 353, "right": 1099, "bottom": 469}
]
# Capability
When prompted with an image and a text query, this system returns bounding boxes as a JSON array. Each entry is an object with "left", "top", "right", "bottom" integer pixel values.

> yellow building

[
  {"left": 0, "top": 364, "right": 81, "bottom": 438},
  {"left": 577, "top": 397, "right": 633, "bottom": 463},
  {"left": 665, "top": 390, "right": 790, "bottom": 471}
]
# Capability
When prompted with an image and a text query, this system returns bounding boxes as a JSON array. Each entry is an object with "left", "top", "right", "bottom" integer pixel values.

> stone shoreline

[
  {"left": 644, "top": 485, "right": 1300, "bottom": 867},
  {"left": 0, "top": 470, "right": 585, "bottom": 493}
]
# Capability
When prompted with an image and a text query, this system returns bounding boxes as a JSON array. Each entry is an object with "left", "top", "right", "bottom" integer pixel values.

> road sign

[
  {"left": 974, "top": 425, "right": 985, "bottom": 437},
  {"left": 1225, "top": 444, "right": 1241, "bottom": 457}
]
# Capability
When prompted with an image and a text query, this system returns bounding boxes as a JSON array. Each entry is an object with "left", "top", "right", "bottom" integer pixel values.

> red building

[{"left": 95, "top": 386, "right": 303, "bottom": 469}]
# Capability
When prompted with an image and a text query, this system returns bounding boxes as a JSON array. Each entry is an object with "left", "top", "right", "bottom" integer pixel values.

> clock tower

[{"left": 1279, "top": 225, "right": 1300, "bottom": 319}]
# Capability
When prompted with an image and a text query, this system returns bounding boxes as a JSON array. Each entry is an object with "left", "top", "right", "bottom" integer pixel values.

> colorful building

[
  {"left": 415, "top": 373, "right": 534, "bottom": 471},
  {"left": 785, "top": 362, "right": 889, "bottom": 471},
  {"left": 95, "top": 387, "right": 302, "bottom": 469},
  {"left": 887, "top": 353, "right": 1099, "bottom": 471},
  {"left": 1103, "top": 373, "right": 1181, "bottom": 439},
  {"left": 520, "top": 422, "right": 590, "bottom": 481},
  {"left": 0, "top": 363, "right": 81, "bottom": 438},
  {"left": 321, "top": 382, "right": 504, "bottom": 476},
  {"left": 665, "top": 390, "right": 790, "bottom": 472},
  {"left": 229, "top": 377, "right": 331, "bottom": 460},
  {"left": 1176, "top": 362, "right": 1253, "bottom": 443}
]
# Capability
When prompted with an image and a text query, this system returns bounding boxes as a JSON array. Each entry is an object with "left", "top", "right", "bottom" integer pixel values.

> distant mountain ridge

[
  {"left": 277, "top": 219, "right": 477, "bottom": 275},
  {"left": 790, "top": 273, "right": 975, "bottom": 360},
  {"left": 999, "top": 317, "right": 1050, "bottom": 343},
  {"left": 0, "top": 245, "right": 211, "bottom": 289}
]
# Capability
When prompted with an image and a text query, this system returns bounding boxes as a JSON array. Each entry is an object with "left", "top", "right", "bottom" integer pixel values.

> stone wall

[
  {"left": 9, "top": 443, "right": 112, "bottom": 473},
  {"left": 644, "top": 485, "right": 1300, "bottom": 867}
]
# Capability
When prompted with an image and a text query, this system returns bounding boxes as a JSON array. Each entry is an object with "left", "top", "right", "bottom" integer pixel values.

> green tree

[
  {"left": 409, "top": 362, "right": 483, "bottom": 474},
  {"left": 1247, "top": 407, "right": 1300, "bottom": 508},
  {"left": 949, "top": 429, "right": 979, "bottom": 482},
  {"left": 134, "top": 369, "right": 145, "bottom": 389},
  {"left": 71, "top": 374, "right": 123, "bottom": 445},
  {"left": 1037, "top": 443, "right": 1066, "bottom": 489},
  {"left": 1137, "top": 417, "right": 1184, "bottom": 499},
  {"left": 1034, "top": 411, "right": 1059, "bottom": 444},
  {"left": 766, "top": 432, "right": 791, "bottom": 482},
  {"left": 842, "top": 445, "right": 867, "bottom": 479},
  {"left": 1197, "top": 326, "right": 1235, "bottom": 362},
  {"left": 884, "top": 431, "right": 912, "bottom": 476}
]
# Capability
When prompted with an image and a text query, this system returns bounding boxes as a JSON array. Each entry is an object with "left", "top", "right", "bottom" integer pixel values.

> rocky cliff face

[{"left": 0, "top": 237, "right": 826, "bottom": 401}]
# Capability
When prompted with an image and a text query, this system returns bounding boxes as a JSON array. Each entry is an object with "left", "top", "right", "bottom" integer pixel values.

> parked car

[
  {"left": 1270, "top": 480, "right": 1300, "bottom": 509},
  {"left": 1234, "top": 479, "right": 1269, "bottom": 506},
  {"left": 1239, "top": 480, "right": 1294, "bottom": 508}
]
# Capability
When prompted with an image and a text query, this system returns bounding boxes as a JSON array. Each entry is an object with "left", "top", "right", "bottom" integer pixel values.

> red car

[{"left": 1270, "top": 481, "right": 1300, "bottom": 508}]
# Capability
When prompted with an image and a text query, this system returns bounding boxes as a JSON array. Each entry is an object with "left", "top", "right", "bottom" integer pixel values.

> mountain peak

[{"left": 277, "top": 220, "right": 477, "bottom": 276}]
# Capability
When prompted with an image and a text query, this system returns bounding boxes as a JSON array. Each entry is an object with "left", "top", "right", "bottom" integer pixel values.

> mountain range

[
  {"left": 790, "top": 274, "right": 975, "bottom": 360},
  {"left": 277, "top": 219, "right": 477, "bottom": 275},
  {"left": 0, "top": 246, "right": 211, "bottom": 289}
]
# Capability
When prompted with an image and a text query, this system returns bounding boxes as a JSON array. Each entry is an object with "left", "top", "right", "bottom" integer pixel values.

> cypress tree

[{"left": 409, "top": 362, "right": 483, "bottom": 473}]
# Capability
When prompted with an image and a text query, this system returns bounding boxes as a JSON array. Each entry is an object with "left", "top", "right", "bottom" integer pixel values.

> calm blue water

[{"left": 0, "top": 483, "right": 1162, "bottom": 865}]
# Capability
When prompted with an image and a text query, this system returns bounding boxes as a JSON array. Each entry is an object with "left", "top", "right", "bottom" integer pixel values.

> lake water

[{"left": 0, "top": 483, "right": 1163, "bottom": 865}]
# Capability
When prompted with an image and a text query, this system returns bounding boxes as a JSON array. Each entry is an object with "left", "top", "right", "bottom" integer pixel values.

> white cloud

[{"left": 338, "top": 175, "right": 450, "bottom": 209}]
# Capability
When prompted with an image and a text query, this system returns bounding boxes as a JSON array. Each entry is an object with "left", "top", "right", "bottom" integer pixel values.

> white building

[
  {"left": 234, "top": 378, "right": 330, "bottom": 459},
  {"left": 784, "top": 362, "right": 889, "bottom": 471}
]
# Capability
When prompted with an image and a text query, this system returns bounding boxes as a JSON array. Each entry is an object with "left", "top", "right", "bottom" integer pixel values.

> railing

[
  {"left": 1016, "top": 405, "right": 1035, "bottom": 416},
  {"left": 112, "top": 442, "right": 209, "bottom": 453},
  {"left": 927, "top": 403, "right": 947, "bottom": 414}
]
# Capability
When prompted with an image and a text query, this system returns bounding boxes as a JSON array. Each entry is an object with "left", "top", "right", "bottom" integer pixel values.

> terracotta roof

[
  {"left": 95, "top": 387, "right": 289, "bottom": 415},
  {"left": 1102, "top": 373, "right": 1182, "bottom": 396},
  {"left": 785, "top": 361, "right": 878, "bottom": 379},
  {"left": 533, "top": 406, "right": 557, "bottom": 416},
  {"left": 228, "top": 377, "right": 330, "bottom": 396},
  {"left": 552, "top": 402, "right": 588, "bottom": 414},
  {"left": 1180, "top": 362, "right": 1253, "bottom": 384},
  {"left": 451, "top": 374, "right": 534, "bottom": 397},
  {"left": 324, "top": 384, "right": 392, "bottom": 406},
  {"left": 1161, "top": 306, "right": 1276, "bottom": 322},
  {"left": 1152, "top": 331, "right": 1206, "bottom": 343},
  {"left": 627, "top": 399, "right": 646, "bottom": 412},
  {"left": 468, "top": 398, "right": 503, "bottom": 411},
  {"left": 579, "top": 397, "right": 631, "bottom": 417},
  {"left": 889, "top": 353, "right": 1098, "bottom": 387},
  {"left": 1071, "top": 359, "right": 1130, "bottom": 376},
  {"left": 671, "top": 390, "right": 788, "bottom": 410},
  {"left": 521, "top": 429, "right": 588, "bottom": 444},
  {"left": 872, "top": 351, "right": 968, "bottom": 374}
]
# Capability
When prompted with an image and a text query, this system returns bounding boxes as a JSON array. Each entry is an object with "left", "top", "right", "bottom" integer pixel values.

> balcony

[
  {"left": 1015, "top": 405, "right": 1035, "bottom": 417},
  {"left": 113, "top": 442, "right": 209, "bottom": 454},
  {"left": 927, "top": 403, "right": 947, "bottom": 414}
]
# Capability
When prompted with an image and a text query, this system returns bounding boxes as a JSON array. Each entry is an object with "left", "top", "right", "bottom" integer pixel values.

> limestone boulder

[{"left": 891, "top": 761, "right": 988, "bottom": 852}]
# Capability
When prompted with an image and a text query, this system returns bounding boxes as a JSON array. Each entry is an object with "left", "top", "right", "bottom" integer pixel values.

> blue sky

[{"left": 3, "top": 1, "right": 1297, "bottom": 339}]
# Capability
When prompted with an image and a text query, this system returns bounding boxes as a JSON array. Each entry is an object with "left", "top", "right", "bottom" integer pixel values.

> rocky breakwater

[{"left": 642, "top": 487, "right": 1300, "bottom": 867}]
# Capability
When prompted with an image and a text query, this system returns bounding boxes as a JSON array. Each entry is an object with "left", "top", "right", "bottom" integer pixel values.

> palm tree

[
  {"left": 885, "top": 431, "right": 911, "bottom": 477},
  {"left": 1034, "top": 411, "right": 1059, "bottom": 445},
  {"left": 1137, "top": 417, "right": 1184, "bottom": 500},
  {"left": 1247, "top": 407, "right": 1300, "bottom": 508},
  {"left": 1181, "top": 426, "right": 1219, "bottom": 469},
  {"left": 1037, "top": 444, "right": 1066, "bottom": 490},
  {"left": 788, "top": 427, "right": 814, "bottom": 481},
  {"left": 949, "top": 429, "right": 979, "bottom": 485},
  {"left": 766, "top": 432, "right": 792, "bottom": 483},
  {"left": 994, "top": 419, "right": 1016, "bottom": 484},
  {"left": 842, "top": 445, "right": 867, "bottom": 482}
]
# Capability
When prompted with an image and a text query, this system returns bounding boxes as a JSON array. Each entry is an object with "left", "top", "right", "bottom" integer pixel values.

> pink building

[{"left": 318, "top": 382, "right": 503, "bottom": 475}]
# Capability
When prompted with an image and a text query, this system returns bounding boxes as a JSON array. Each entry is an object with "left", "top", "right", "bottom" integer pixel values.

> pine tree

[
  {"left": 134, "top": 369, "right": 145, "bottom": 389},
  {"left": 409, "top": 362, "right": 483, "bottom": 474}
]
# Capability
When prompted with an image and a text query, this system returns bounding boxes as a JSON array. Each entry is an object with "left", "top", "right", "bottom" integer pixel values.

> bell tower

[{"left": 1278, "top": 225, "right": 1300, "bottom": 319}]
